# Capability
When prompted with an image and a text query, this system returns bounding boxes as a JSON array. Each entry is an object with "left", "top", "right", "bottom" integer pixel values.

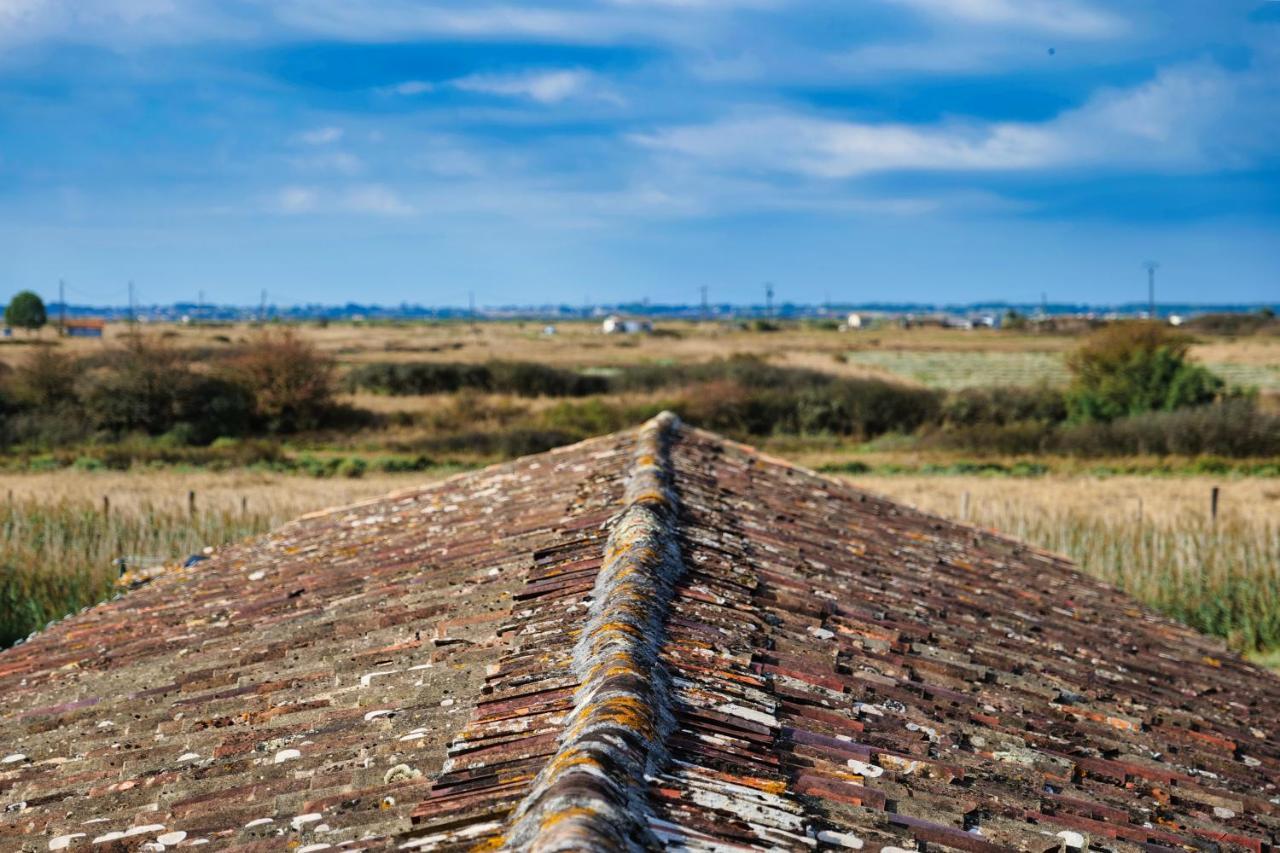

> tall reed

[
  {"left": 0, "top": 500, "right": 284, "bottom": 646},
  {"left": 970, "top": 504, "right": 1280, "bottom": 652}
]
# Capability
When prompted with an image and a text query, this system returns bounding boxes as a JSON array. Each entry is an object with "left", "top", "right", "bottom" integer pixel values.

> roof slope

[{"left": 2, "top": 415, "right": 1279, "bottom": 852}]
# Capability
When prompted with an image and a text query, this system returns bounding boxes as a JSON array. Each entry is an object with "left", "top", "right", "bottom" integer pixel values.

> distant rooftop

[{"left": 2, "top": 416, "right": 1277, "bottom": 851}]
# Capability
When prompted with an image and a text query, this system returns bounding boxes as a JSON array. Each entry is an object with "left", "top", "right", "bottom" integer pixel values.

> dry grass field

[
  {"left": 5, "top": 319, "right": 1277, "bottom": 387},
  {"left": 3, "top": 463, "right": 1278, "bottom": 659},
  {"left": 2, "top": 319, "right": 1278, "bottom": 656}
]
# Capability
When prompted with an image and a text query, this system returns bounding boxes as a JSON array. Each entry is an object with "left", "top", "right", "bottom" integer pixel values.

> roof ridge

[{"left": 500, "top": 411, "right": 685, "bottom": 852}]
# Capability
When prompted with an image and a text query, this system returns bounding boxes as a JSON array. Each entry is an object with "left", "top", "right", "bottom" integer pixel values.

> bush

[
  {"left": 1065, "top": 322, "right": 1224, "bottom": 422},
  {"left": 1054, "top": 399, "right": 1280, "bottom": 457},
  {"left": 670, "top": 375, "right": 939, "bottom": 440},
  {"left": 940, "top": 385, "right": 1067, "bottom": 428},
  {"left": 921, "top": 421, "right": 1056, "bottom": 455},
  {"left": 228, "top": 330, "right": 337, "bottom": 432},
  {"left": 338, "top": 457, "right": 367, "bottom": 478},
  {"left": 8, "top": 348, "right": 78, "bottom": 407},
  {"left": 345, "top": 360, "right": 606, "bottom": 397},
  {"left": 1184, "top": 310, "right": 1278, "bottom": 336},
  {"left": 418, "top": 428, "right": 577, "bottom": 458},
  {"left": 77, "top": 339, "right": 200, "bottom": 436}
]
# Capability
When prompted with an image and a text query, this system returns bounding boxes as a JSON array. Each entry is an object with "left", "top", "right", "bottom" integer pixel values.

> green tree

[
  {"left": 1066, "top": 321, "right": 1223, "bottom": 422},
  {"left": 4, "top": 291, "right": 47, "bottom": 334}
]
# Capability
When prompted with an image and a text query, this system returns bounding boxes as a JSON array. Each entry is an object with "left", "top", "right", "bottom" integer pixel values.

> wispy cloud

[
  {"left": 633, "top": 61, "right": 1272, "bottom": 178},
  {"left": 453, "top": 69, "right": 597, "bottom": 103},
  {"left": 386, "top": 68, "right": 618, "bottom": 104},
  {"left": 296, "top": 126, "right": 344, "bottom": 145},
  {"left": 881, "top": 0, "right": 1125, "bottom": 37},
  {"left": 272, "top": 183, "right": 413, "bottom": 216}
]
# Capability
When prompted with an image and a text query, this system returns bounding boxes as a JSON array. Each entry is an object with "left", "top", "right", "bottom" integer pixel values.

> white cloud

[
  {"left": 291, "top": 151, "right": 364, "bottom": 175},
  {"left": 451, "top": 69, "right": 601, "bottom": 104},
  {"left": 276, "top": 185, "right": 320, "bottom": 213},
  {"left": 296, "top": 126, "right": 344, "bottom": 145},
  {"left": 881, "top": 0, "right": 1124, "bottom": 37},
  {"left": 344, "top": 184, "right": 414, "bottom": 215},
  {"left": 835, "top": 39, "right": 1035, "bottom": 76},
  {"left": 272, "top": 183, "right": 413, "bottom": 216},
  {"left": 391, "top": 80, "right": 435, "bottom": 96},
  {"left": 383, "top": 68, "right": 619, "bottom": 104},
  {"left": 632, "top": 61, "right": 1271, "bottom": 178}
]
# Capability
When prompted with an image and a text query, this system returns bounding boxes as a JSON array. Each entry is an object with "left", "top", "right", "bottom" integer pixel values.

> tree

[
  {"left": 1066, "top": 321, "right": 1223, "bottom": 422},
  {"left": 228, "top": 329, "right": 336, "bottom": 432},
  {"left": 4, "top": 291, "right": 47, "bottom": 334}
]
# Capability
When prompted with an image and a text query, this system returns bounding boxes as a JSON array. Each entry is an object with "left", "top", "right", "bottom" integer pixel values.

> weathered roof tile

[{"left": 3, "top": 416, "right": 1279, "bottom": 851}]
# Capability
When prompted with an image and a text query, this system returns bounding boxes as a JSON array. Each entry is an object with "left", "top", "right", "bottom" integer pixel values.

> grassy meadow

[{"left": 1, "top": 316, "right": 1278, "bottom": 660}]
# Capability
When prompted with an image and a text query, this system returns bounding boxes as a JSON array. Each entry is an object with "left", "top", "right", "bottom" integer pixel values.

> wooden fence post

[{"left": 1211, "top": 486, "right": 1219, "bottom": 523}]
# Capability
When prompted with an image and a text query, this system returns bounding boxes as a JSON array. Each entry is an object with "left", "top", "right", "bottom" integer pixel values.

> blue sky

[{"left": 1, "top": 0, "right": 1277, "bottom": 307}]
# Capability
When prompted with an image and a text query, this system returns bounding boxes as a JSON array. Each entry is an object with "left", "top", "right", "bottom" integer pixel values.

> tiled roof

[{"left": 2, "top": 414, "right": 1278, "bottom": 852}]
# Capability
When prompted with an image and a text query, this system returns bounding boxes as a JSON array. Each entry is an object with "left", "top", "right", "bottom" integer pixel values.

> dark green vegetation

[
  {"left": 4, "top": 291, "right": 47, "bottom": 333},
  {"left": 2, "top": 322, "right": 1276, "bottom": 470},
  {"left": 1065, "top": 322, "right": 1226, "bottom": 422},
  {"left": 1, "top": 332, "right": 349, "bottom": 451}
]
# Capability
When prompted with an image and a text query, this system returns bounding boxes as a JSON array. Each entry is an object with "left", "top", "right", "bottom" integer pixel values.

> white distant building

[{"left": 602, "top": 315, "right": 652, "bottom": 334}]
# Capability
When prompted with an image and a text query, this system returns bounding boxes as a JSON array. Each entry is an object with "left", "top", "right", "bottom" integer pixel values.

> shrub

[
  {"left": 1053, "top": 399, "right": 1280, "bottom": 457},
  {"left": 670, "top": 375, "right": 939, "bottom": 440},
  {"left": 1065, "top": 321, "right": 1224, "bottom": 422},
  {"left": 921, "top": 422, "right": 1056, "bottom": 455},
  {"left": 941, "top": 385, "right": 1067, "bottom": 428},
  {"left": 77, "top": 339, "right": 197, "bottom": 436},
  {"left": 345, "top": 360, "right": 606, "bottom": 397},
  {"left": 1184, "top": 310, "right": 1279, "bottom": 336},
  {"left": 338, "top": 457, "right": 367, "bottom": 478},
  {"left": 229, "top": 330, "right": 337, "bottom": 432},
  {"left": 8, "top": 348, "right": 79, "bottom": 407}
]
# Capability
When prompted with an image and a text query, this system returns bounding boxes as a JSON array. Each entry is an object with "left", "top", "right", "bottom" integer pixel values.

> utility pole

[
  {"left": 468, "top": 290, "right": 478, "bottom": 336},
  {"left": 1143, "top": 261, "right": 1159, "bottom": 320},
  {"left": 128, "top": 280, "right": 136, "bottom": 331},
  {"left": 58, "top": 279, "right": 66, "bottom": 336},
  {"left": 765, "top": 282, "right": 774, "bottom": 318},
  {"left": 260, "top": 289, "right": 267, "bottom": 323},
  {"left": 700, "top": 285, "right": 709, "bottom": 321},
  {"left": 198, "top": 289, "right": 204, "bottom": 321}
]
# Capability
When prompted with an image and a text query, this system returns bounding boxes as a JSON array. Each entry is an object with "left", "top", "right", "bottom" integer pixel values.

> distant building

[
  {"left": 64, "top": 318, "right": 105, "bottom": 338},
  {"left": 845, "top": 312, "right": 864, "bottom": 330},
  {"left": 601, "top": 315, "right": 652, "bottom": 334}
]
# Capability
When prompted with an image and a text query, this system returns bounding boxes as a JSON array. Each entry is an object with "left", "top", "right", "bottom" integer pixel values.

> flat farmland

[{"left": 2, "top": 318, "right": 1278, "bottom": 655}]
